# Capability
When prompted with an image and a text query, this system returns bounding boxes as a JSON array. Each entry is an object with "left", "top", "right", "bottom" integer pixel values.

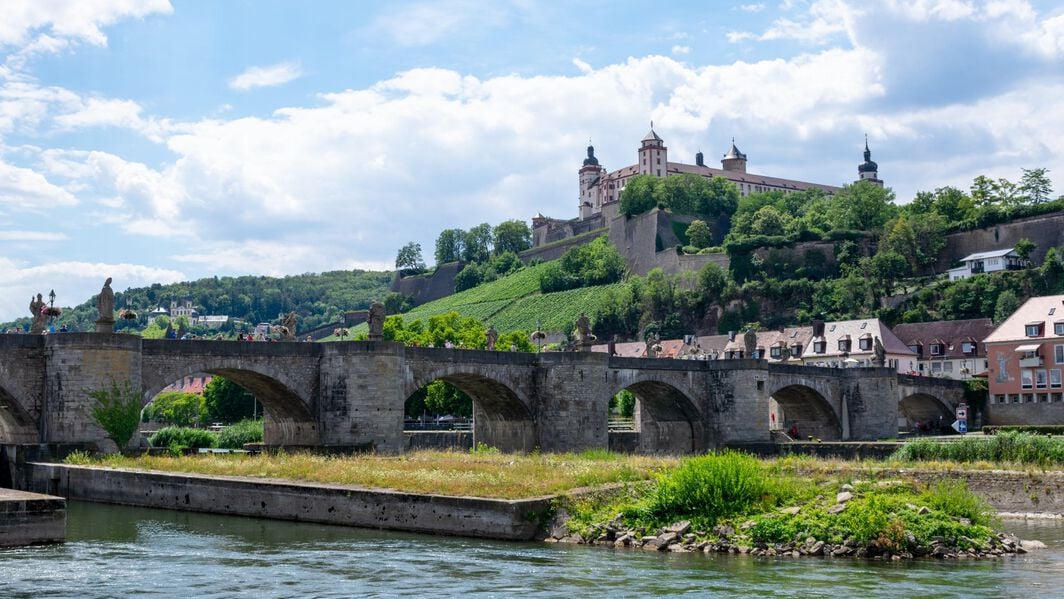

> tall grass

[
  {"left": 920, "top": 480, "right": 997, "bottom": 528},
  {"left": 892, "top": 431, "right": 1064, "bottom": 466},
  {"left": 642, "top": 451, "right": 793, "bottom": 526}
]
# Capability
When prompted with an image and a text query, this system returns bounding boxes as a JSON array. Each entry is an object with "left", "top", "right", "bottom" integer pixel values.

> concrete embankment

[
  {"left": 26, "top": 463, "right": 551, "bottom": 541},
  {"left": 0, "top": 488, "right": 65, "bottom": 546}
]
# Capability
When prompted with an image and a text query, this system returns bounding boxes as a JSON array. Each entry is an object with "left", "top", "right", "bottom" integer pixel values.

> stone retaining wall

[
  {"left": 0, "top": 488, "right": 65, "bottom": 546},
  {"left": 27, "top": 463, "right": 551, "bottom": 540}
]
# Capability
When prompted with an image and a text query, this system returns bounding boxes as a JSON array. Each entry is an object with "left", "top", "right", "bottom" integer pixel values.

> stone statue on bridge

[
  {"left": 95, "top": 277, "right": 115, "bottom": 333},
  {"left": 485, "top": 324, "right": 498, "bottom": 351},
  {"left": 367, "top": 301, "right": 385, "bottom": 341},
  {"left": 281, "top": 311, "right": 297, "bottom": 341},
  {"left": 29, "top": 294, "right": 46, "bottom": 334},
  {"left": 873, "top": 336, "right": 886, "bottom": 367},
  {"left": 744, "top": 328, "right": 757, "bottom": 358},
  {"left": 575, "top": 312, "right": 595, "bottom": 351}
]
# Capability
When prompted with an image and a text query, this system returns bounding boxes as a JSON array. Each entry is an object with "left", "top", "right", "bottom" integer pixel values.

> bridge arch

[
  {"left": 608, "top": 375, "right": 705, "bottom": 454},
  {"left": 142, "top": 365, "right": 319, "bottom": 447},
  {"left": 899, "top": 392, "right": 954, "bottom": 434},
  {"left": 770, "top": 384, "right": 841, "bottom": 441},
  {"left": 0, "top": 384, "right": 37, "bottom": 443},
  {"left": 405, "top": 368, "right": 535, "bottom": 453}
]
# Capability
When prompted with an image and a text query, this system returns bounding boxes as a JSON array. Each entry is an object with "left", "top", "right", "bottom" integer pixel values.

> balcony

[{"left": 1019, "top": 356, "right": 1044, "bottom": 368}]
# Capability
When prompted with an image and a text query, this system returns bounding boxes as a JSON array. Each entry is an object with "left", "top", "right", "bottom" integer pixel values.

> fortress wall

[{"left": 932, "top": 211, "right": 1064, "bottom": 273}]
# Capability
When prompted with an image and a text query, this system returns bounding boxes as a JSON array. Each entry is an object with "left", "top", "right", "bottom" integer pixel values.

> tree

[
  {"left": 202, "top": 376, "right": 260, "bottom": 424},
  {"left": 994, "top": 289, "right": 1021, "bottom": 323},
  {"left": 88, "top": 379, "right": 143, "bottom": 451},
  {"left": 492, "top": 220, "right": 532, "bottom": 255},
  {"left": 697, "top": 262, "right": 728, "bottom": 300},
  {"left": 1014, "top": 238, "right": 1036, "bottom": 263},
  {"left": 866, "top": 250, "right": 909, "bottom": 297},
  {"left": 618, "top": 174, "right": 664, "bottom": 216},
  {"left": 395, "top": 242, "right": 426, "bottom": 275},
  {"left": 423, "top": 380, "right": 472, "bottom": 417},
  {"left": 749, "top": 205, "right": 792, "bottom": 236},
  {"left": 826, "top": 181, "right": 897, "bottom": 232},
  {"left": 144, "top": 391, "right": 203, "bottom": 427},
  {"left": 463, "top": 223, "right": 493, "bottom": 263},
  {"left": 880, "top": 212, "right": 946, "bottom": 273},
  {"left": 1020, "top": 168, "right": 1053, "bottom": 204},
  {"left": 686, "top": 220, "right": 713, "bottom": 248},
  {"left": 435, "top": 228, "right": 466, "bottom": 264},
  {"left": 610, "top": 390, "right": 636, "bottom": 418}
]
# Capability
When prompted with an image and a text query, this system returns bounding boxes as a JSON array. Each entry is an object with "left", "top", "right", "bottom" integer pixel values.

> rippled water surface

[{"left": 2, "top": 502, "right": 1063, "bottom": 598}]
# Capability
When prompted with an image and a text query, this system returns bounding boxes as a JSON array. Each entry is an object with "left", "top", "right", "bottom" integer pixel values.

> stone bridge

[{"left": 0, "top": 334, "right": 966, "bottom": 454}]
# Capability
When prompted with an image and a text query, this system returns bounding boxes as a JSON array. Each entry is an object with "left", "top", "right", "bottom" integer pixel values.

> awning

[{"left": 1015, "top": 344, "right": 1041, "bottom": 352}]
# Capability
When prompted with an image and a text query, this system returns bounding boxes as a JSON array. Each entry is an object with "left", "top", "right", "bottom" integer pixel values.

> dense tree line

[
  {"left": 539, "top": 236, "right": 627, "bottom": 293},
  {"left": 2, "top": 270, "right": 393, "bottom": 334},
  {"left": 619, "top": 173, "right": 739, "bottom": 219}
]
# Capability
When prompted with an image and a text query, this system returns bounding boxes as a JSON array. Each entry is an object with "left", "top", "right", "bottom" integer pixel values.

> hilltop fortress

[{"left": 534, "top": 127, "right": 882, "bottom": 246}]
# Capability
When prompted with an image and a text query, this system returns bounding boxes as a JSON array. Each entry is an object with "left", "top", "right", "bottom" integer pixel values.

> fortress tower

[
  {"left": 638, "top": 124, "right": 668, "bottom": 177},
  {"left": 857, "top": 135, "right": 883, "bottom": 186},
  {"left": 721, "top": 139, "right": 747, "bottom": 173},
  {"left": 578, "top": 143, "right": 605, "bottom": 219}
]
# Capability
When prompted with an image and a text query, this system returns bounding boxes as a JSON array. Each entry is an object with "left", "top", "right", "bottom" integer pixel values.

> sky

[{"left": 1, "top": 0, "right": 1063, "bottom": 321}]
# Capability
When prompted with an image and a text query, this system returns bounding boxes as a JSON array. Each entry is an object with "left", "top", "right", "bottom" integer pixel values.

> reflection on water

[{"left": 0, "top": 503, "right": 1062, "bottom": 598}]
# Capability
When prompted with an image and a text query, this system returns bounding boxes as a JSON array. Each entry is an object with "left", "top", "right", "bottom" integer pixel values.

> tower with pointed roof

[
  {"left": 721, "top": 138, "right": 747, "bottom": 173},
  {"left": 578, "top": 142, "right": 606, "bottom": 219},
  {"left": 857, "top": 135, "right": 883, "bottom": 186},
  {"left": 638, "top": 123, "right": 667, "bottom": 177}
]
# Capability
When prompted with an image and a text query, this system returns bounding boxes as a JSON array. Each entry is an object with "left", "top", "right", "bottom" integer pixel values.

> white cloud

[
  {"left": 739, "top": 3, "right": 766, "bottom": 11},
  {"left": 228, "top": 61, "right": 304, "bottom": 91},
  {"left": 371, "top": 0, "right": 517, "bottom": 46},
  {"left": 671, "top": 45, "right": 692, "bottom": 55},
  {"left": 0, "top": 0, "right": 172, "bottom": 65},
  {"left": 0, "top": 230, "right": 67, "bottom": 241},
  {"left": 0, "top": 257, "right": 185, "bottom": 322},
  {"left": 0, "top": 160, "right": 77, "bottom": 210}
]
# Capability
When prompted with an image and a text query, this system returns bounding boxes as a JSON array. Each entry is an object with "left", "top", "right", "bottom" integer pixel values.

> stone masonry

[{"left": 0, "top": 334, "right": 963, "bottom": 453}]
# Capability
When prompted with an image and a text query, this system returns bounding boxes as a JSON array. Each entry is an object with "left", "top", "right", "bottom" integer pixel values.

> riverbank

[
  {"left": 21, "top": 450, "right": 1063, "bottom": 554},
  {"left": 0, "top": 488, "right": 65, "bottom": 546}
]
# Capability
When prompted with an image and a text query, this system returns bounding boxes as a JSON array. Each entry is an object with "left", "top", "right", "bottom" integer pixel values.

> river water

[{"left": 1, "top": 502, "right": 1062, "bottom": 598}]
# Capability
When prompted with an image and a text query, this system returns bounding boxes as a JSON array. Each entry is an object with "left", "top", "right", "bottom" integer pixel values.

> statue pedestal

[
  {"left": 95, "top": 318, "right": 115, "bottom": 333},
  {"left": 30, "top": 324, "right": 45, "bottom": 335},
  {"left": 576, "top": 339, "right": 595, "bottom": 353}
]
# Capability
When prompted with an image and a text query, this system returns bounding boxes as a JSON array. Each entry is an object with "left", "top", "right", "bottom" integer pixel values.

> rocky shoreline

[{"left": 546, "top": 514, "right": 1047, "bottom": 559}]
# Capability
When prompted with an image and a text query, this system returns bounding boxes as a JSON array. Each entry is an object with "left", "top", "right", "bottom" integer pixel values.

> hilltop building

[
  {"left": 947, "top": 248, "right": 1028, "bottom": 281},
  {"left": 573, "top": 128, "right": 878, "bottom": 220}
]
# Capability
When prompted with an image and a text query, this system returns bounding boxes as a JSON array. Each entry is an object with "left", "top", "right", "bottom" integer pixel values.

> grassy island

[{"left": 65, "top": 445, "right": 1051, "bottom": 559}]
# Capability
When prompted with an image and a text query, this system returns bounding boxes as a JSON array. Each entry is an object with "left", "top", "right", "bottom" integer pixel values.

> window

[
  {"left": 791, "top": 345, "right": 802, "bottom": 358},
  {"left": 1026, "top": 324, "right": 1043, "bottom": 337},
  {"left": 931, "top": 361, "right": 942, "bottom": 372},
  {"left": 1052, "top": 369, "right": 1061, "bottom": 388},
  {"left": 1056, "top": 322, "right": 1064, "bottom": 335},
  {"left": 994, "top": 395, "right": 1006, "bottom": 404},
  {"left": 908, "top": 344, "right": 921, "bottom": 354},
  {"left": 838, "top": 339, "right": 851, "bottom": 352},
  {"left": 1056, "top": 345, "right": 1064, "bottom": 364},
  {"left": 961, "top": 342, "right": 976, "bottom": 354},
  {"left": 859, "top": 337, "right": 872, "bottom": 350},
  {"left": 1036, "top": 369, "right": 1048, "bottom": 388},
  {"left": 1022, "top": 369, "right": 1034, "bottom": 389},
  {"left": 1054, "top": 393, "right": 1063, "bottom": 402},
  {"left": 1024, "top": 394, "right": 1035, "bottom": 403},
  {"left": 944, "top": 361, "right": 954, "bottom": 372},
  {"left": 929, "top": 343, "right": 943, "bottom": 355},
  {"left": 813, "top": 341, "right": 826, "bottom": 353},
  {"left": 1009, "top": 394, "right": 1020, "bottom": 403},
  {"left": 770, "top": 346, "right": 782, "bottom": 359}
]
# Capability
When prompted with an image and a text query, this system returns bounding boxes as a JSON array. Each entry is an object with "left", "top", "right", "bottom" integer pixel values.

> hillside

[
  {"left": 2, "top": 270, "right": 393, "bottom": 334},
  {"left": 340, "top": 263, "right": 626, "bottom": 337}
]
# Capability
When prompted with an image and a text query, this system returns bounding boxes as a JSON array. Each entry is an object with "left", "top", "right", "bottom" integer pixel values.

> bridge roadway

[{"left": 0, "top": 334, "right": 965, "bottom": 453}]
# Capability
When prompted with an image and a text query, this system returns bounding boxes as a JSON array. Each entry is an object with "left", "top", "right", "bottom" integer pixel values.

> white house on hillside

[{"left": 948, "top": 248, "right": 1027, "bottom": 281}]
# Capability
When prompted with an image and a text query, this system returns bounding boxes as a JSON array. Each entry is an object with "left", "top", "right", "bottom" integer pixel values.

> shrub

[
  {"left": 920, "top": 480, "right": 997, "bottom": 528},
  {"left": 983, "top": 425, "right": 1064, "bottom": 435},
  {"left": 643, "top": 451, "right": 788, "bottom": 526},
  {"left": 88, "top": 379, "right": 143, "bottom": 450},
  {"left": 148, "top": 427, "right": 216, "bottom": 450},
  {"left": 216, "top": 419, "right": 264, "bottom": 449}
]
